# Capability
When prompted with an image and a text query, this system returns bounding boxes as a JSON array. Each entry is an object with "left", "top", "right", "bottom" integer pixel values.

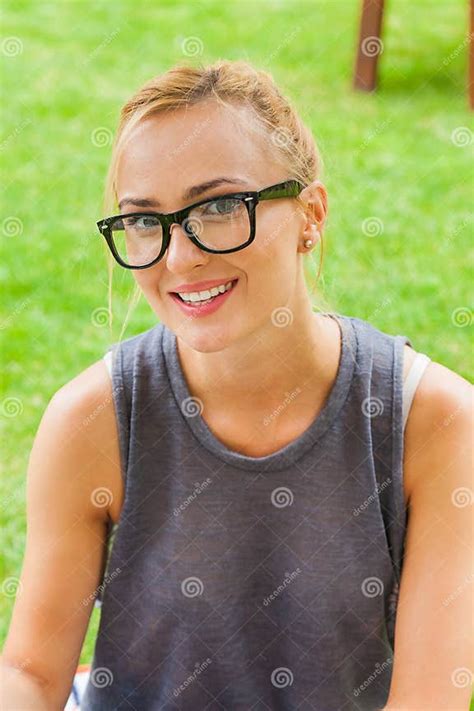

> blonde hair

[{"left": 100, "top": 59, "right": 333, "bottom": 342}]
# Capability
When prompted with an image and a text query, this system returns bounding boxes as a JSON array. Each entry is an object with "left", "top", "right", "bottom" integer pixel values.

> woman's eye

[
  {"left": 124, "top": 215, "right": 159, "bottom": 230},
  {"left": 202, "top": 199, "right": 240, "bottom": 215}
]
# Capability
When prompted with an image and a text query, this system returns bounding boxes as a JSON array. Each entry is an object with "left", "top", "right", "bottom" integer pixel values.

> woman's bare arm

[
  {"left": 0, "top": 359, "right": 122, "bottom": 710},
  {"left": 385, "top": 360, "right": 473, "bottom": 709}
]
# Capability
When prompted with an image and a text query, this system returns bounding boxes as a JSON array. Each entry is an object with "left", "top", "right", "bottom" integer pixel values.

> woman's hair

[{"left": 100, "top": 59, "right": 333, "bottom": 342}]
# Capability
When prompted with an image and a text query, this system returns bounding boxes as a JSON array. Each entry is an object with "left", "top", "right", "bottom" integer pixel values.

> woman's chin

[{"left": 178, "top": 326, "right": 238, "bottom": 354}]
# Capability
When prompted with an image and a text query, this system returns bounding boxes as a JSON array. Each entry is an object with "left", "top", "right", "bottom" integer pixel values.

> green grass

[{"left": 1, "top": 0, "right": 473, "bottom": 703}]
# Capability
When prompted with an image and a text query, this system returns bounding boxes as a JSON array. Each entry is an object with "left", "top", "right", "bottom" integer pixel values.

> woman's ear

[
  {"left": 298, "top": 180, "right": 328, "bottom": 227},
  {"left": 297, "top": 180, "right": 328, "bottom": 253}
]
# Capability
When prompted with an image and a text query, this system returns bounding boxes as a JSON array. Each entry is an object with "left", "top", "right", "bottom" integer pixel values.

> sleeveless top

[{"left": 81, "top": 312, "right": 431, "bottom": 711}]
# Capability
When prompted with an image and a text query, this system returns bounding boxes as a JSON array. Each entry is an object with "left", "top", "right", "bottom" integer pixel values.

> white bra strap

[
  {"left": 402, "top": 352, "right": 431, "bottom": 431},
  {"left": 103, "top": 350, "right": 113, "bottom": 378}
]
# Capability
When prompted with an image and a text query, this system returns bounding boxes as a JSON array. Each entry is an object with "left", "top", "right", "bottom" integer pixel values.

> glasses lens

[
  {"left": 110, "top": 214, "right": 164, "bottom": 267},
  {"left": 108, "top": 198, "right": 250, "bottom": 267},
  {"left": 185, "top": 197, "right": 250, "bottom": 250}
]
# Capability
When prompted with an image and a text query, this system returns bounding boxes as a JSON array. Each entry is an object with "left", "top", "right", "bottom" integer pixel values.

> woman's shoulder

[
  {"left": 402, "top": 346, "right": 472, "bottom": 504},
  {"left": 54, "top": 354, "right": 114, "bottom": 410},
  {"left": 49, "top": 356, "right": 123, "bottom": 524},
  {"left": 404, "top": 352, "right": 472, "bottom": 435}
]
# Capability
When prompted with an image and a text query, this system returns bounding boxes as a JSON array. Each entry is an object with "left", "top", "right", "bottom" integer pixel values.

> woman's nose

[{"left": 165, "top": 222, "right": 208, "bottom": 270}]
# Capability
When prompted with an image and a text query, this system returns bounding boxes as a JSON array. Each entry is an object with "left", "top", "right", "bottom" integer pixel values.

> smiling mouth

[{"left": 172, "top": 279, "right": 239, "bottom": 305}]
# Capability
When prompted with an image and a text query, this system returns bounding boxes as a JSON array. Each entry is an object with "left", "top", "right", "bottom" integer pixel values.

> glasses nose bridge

[
  {"left": 168, "top": 219, "right": 193, "bottom": 241},
  {"left": 164, "top": 208, "right": 192, "bottom": 238},
  {"left": 164, "top": 212, "right": 206, "bottom": 265}
]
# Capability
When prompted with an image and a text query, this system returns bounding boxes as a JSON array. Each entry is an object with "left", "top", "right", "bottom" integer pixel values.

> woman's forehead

[
  {"left": 120, "top": 101, "right": 269, "bottom": 167},
  {"left": 116, "top": 104, "right": 273, "bottom": 204}
]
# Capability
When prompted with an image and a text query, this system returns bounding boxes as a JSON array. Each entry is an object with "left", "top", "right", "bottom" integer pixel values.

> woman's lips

[{"left": 169, "top": 279, "right": 238, "bottom": 317}]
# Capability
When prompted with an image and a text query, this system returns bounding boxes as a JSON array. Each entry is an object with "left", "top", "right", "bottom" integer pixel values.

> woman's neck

[{"left": 175, "top": 307, "right": 341, "bottom": 416}]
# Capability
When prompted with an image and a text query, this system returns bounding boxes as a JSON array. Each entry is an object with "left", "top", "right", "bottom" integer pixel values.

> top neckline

[{"left": 161, "top": 312, "right": 357, "bottom": 472}]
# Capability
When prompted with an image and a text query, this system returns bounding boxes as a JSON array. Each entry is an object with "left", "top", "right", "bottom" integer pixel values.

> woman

[{"left": 1, "top": 60, "right": 472, "bottom": 711}]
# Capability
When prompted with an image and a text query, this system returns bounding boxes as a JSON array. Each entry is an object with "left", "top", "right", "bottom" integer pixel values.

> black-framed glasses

[{"left": 96, "top": 179, "right": 305, "bottom": 269}]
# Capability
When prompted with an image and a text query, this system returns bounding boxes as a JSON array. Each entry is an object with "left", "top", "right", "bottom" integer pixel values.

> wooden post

[
  {"left": 353, "top": 0, "right": 385, "bottom": 92},
  {"left": 469, "top": 0, "right": 474, "bottom": 109}
]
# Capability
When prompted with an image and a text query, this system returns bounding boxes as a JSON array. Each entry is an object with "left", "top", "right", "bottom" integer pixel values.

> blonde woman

[{"left": 1, "top": 61, "right": 472, "bottom": 711}]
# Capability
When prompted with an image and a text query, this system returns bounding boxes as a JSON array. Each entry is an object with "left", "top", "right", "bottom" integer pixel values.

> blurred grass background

[{"left": 0, "top": 0, "right": 472, "bottom": 698}]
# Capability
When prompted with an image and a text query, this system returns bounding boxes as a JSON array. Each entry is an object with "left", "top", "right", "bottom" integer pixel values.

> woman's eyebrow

[{"left": 118, "top": 176, "right": 251, "bottom": 212}]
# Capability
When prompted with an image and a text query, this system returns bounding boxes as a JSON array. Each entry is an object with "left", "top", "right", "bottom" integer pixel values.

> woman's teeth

[{"left": 177, "top": 280, "right": 235, "bottom": 305}]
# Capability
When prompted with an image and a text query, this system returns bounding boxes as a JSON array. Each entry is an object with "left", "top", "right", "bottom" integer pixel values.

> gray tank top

[{"left": 81, "top": 312, "right": 412, "bottom": 711}]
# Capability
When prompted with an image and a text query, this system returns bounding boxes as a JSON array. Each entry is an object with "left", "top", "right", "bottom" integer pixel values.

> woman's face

[{"left": 115, "top": 99, "right": 324, "bottom": 353}]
